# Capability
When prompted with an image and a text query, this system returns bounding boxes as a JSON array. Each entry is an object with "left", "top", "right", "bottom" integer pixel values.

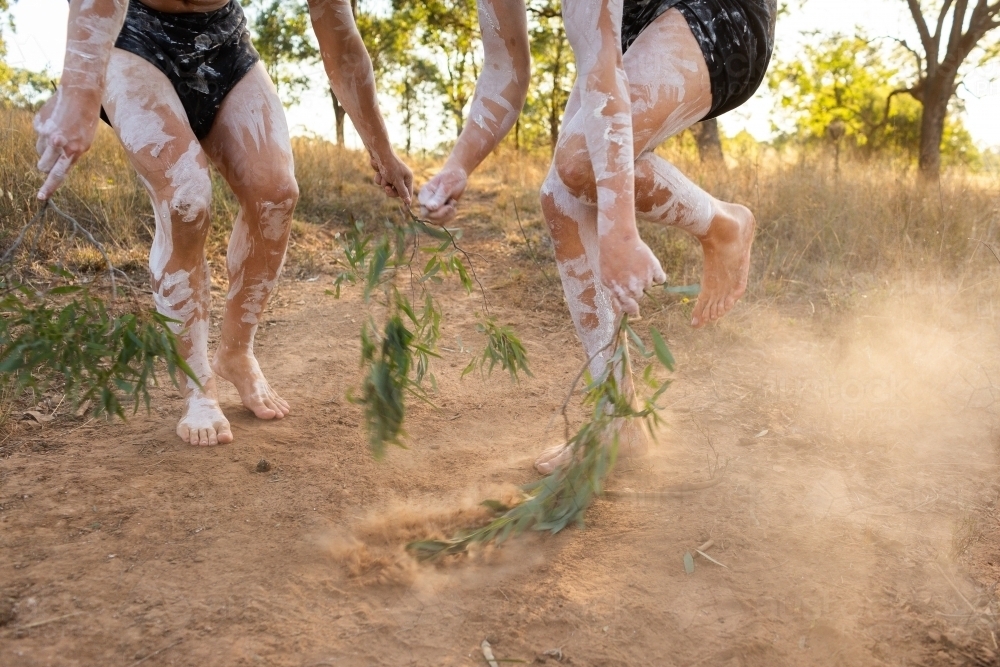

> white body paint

[
  {"left": 166, "top": 141, "right": 212, "bottom": 224},
  {"left": 104, "top": 56, "right": 181, "bottom": 157}
]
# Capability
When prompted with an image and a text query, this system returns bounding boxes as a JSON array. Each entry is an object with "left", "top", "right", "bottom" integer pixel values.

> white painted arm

[
  {"left": 563, "top": 0, "right": 663, "bottom": 316},
  {"left": 34, "top": 0, "right": 128, "bottom": 199},
  {"left": 418, "top": 0, "right": 530, "bottom": 222},
  {"left": 308, "top": 0, "right": 413, "bottom": 204}
]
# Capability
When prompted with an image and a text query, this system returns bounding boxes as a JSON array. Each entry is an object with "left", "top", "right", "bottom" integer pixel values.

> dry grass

[{"left": 2, "top": 104, "right": 1000, "bottom": 301}]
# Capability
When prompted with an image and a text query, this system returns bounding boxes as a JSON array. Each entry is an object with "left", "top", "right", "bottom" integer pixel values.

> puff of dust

[{"left": 320, "top": 485, "right": 525, "bottom": 587}]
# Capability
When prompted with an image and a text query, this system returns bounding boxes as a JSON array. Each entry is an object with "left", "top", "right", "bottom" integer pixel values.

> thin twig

[
  {"left": 513, "top": 200, "right": 554, "bottom": 284},
  {"left": 552, "top": 316, "right": 624, "bottom": 440},
  {"left": 604, "top": 476, "right": 725, "bottom": 501},
  {"left": 129, "top": 639, "right": 184, "bottom": 667},
  {"left": 976, "top": 239, "right": 1000, "bottom": 267},
  {"left": 934, "top": 563, "right": 980, "bottom": 615},
  {"left": 0, "top": 200, "right": 49, "bottom": 266},
  {"left": 48, "top": 201, "right": 124, "bottom": 298},
  {"left": 404, "top": 206, "right": 491, "bottom": 316},
  {"left": 20, "top": 610, "right": 83, "bottom": 629},
  {"left": 696, "top": 549, "right": 729, "bottom": 569}
]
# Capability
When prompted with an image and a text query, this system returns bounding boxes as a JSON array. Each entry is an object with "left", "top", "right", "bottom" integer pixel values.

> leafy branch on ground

[
  {"left": 405, "top": 316, "right": 674, "bottom": 560},
  {"left": 1, "top": 201, "right": 196, "bottom": 422},
  {"left": 329, "top": 209, "right": 530, "bottom": 458}
]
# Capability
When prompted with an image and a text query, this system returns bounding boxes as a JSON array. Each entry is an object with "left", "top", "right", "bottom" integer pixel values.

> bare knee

[
  {"left": 167, "top": 171, "right": 213, "bottom": 230},
  {"left": 148, "top": 167, "right": 213, "bottom": 273},
  {"left": 553, "top": 135, "right": 596, "bottom": 201},
  {"left": 242, "top": 166, "right": 298, "bottom": 241}
]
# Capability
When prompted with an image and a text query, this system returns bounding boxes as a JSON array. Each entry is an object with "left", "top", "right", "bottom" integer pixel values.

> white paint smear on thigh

[{"left": 165, "top": 140, "right": 211, "bottom": 225}]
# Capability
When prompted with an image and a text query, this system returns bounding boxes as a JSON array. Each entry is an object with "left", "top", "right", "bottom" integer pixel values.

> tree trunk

[
  {"left": 691, "top": 119, "right": 723, "bottom": 163},
  {"left": 328, "top": 0, "right": 356, "bottom": 147},
  {"left": 403, "top": 81, "right": 413, "bottom": 155},
  {"left": 331, "top": 88, "right": 346, "bottom": 146},
  {"left": 917, "top": 73, "right": 955, "bottom": 180}
]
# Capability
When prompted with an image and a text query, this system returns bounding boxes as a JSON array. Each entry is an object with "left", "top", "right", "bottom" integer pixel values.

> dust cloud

[{"left": 319, "top": 272, "right": 1000, "bottom": 663}]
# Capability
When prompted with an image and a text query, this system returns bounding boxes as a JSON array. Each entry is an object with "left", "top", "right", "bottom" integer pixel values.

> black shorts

[
  {"left": 622, "top": 0, "right": 776, "bottom": 120},
  {"left": 101, "top": 0, "right": 260, "bottom": 139}
]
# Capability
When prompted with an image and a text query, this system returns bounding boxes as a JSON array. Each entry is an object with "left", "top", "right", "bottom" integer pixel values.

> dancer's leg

[
  {"left": 201, "top": 63, "right": 298, "bottom": 420},
  {"left": 562, "top": 0, "right": 666, "bottom": 316},
  {"left": 555, "top": 8, "right": 755, "bottom": 328},
  {"left": 536, "top": 161, "right": 649, "bottom": 473},
  {"left": 102, "top": 49, "right": 231, "bottom": 446},
  {"left": 537, "top": 9, "right": 755, "bottom": 470}
]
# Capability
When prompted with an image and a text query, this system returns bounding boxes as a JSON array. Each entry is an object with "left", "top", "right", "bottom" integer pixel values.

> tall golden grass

[{"left": 2, "top": 105, "right": 999, "bottom": 298}]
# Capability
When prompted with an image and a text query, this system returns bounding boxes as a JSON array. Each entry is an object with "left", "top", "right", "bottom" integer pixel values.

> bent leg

[
  {"left": 627, "top": 11, "right": 755, "bottom": 326},
  {"left": 202, "top": 63, "right": 298, "bottom": 420},
  {"left": 536, "top": 163, "right": 647, "bottom": 474},
  {"left": 561, "top": 0, "right": 665, "bottom": 315},
  {"left": 634, "top": 153, "right": 755, "bottom": 326},
  {"left": 558, "top": 8, "right": 755, "bottom": 327},
  {"left": 103, "top": 49, "right": 232, "bottom": 446}
]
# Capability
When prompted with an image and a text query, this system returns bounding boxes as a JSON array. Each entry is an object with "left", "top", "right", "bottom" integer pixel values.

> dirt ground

[{"left": 4, "top": 222, "right": 1000, "bottom": 666}]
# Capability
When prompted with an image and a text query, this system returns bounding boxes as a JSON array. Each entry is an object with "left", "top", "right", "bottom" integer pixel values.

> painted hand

[
  {"left": 371, "top": 152, "right": 414, "bottom": 206},
  {"left": 417, "top": 167, "right": 467, "bottom": 224},
  {"left": 598, "top": 236, "right": 667, "bottom": 317},
  {"left": 33, "top": 90, "right": 99, "bottom": 200}
]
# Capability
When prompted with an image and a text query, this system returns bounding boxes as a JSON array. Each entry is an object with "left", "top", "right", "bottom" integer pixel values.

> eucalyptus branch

[
  {"left": 1, "top": 200, "right": 197, "bottom": 421},
  {"left": 331, "top": 207, "right": 530, "bottom": 458},
  {"left": 406, "top": 317, "right": 675, "bottom": 561},
  {"left": 403, "top": 206, "right": 491, "bottom": 316}
]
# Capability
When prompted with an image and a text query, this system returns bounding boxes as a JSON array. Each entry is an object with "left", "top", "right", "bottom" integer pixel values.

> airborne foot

[
  {"left": 212, "top": 348, "right": 290, "bottom": 420},
  {"left": 177, "top": 390, "right": 233, "bottom": 446},
  {"left": 691, "top": 202, "right": 756, "bottom": 328},
  {"left": 533, "top": 418, "right": 649, "bottom": 475}
]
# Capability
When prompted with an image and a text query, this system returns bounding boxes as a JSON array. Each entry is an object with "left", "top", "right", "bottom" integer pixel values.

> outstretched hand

[
  {"left": 33, "top": 90, "right": 100, "bottom": 201},
  {"left": 599, "top": 238, "right": 667, "bottom": 317},
  {"left": 371, "top": 152, "right": 414, "bottom": 206},
  {"left": 417, "top": 167, "right": 468, "bottom": 224}
]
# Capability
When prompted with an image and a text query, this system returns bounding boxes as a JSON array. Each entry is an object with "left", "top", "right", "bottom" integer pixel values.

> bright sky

[{"left": 5, "top": 0, "right": 1000, "bottom": 149}]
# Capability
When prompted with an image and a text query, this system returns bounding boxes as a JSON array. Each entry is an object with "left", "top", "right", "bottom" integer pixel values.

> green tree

[
  {"left": 769, "top": 33, "right": 978, "bottom": 166},
  {"left": 240, "top": 0, "right": 318, "bottom": 106},
  {"left": 900, "top": 0, "right": 1000, "bottom": 178},
  {"left": 356, "top": 3, "right": 440, "bottom": 154},
  {"left": 522, "top": 0, "right": 574, "bottom": 152},
  {"left": 0, "top": 0, "right": 52, "bottom": 107},
  {"left": 391, "top": 0, "right": 482, "bottom": 140}
]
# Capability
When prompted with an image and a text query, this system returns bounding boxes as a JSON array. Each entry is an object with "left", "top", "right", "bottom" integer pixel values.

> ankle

[{"left": 215, "top": 340, "right": 252, "bottom": 359}]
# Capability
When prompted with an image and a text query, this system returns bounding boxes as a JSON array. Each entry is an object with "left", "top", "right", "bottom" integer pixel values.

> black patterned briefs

[
  {"left": 622, "top": 0, "right": 777, "bottom": 120},
  {"left": 102, "top": 0, "right": 260, "bottom": 139}
]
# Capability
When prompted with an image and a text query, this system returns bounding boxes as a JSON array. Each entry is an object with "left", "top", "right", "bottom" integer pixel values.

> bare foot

[
  {"left": 691, "top": 202, "right": 755, "bottom": 328},
  {"left": 177, "top": 389, "right": 233, "bottom": 446},
  {"left": 598, "top": 232, "right": 667, "bottom": 316},
  {"left": 533, "top": 419, "right": 649, "bottom": 474},
  {"left": 534, "top": 442, "right": 574, "bottom": 475},
  {"left": 212, "top": 348, "right": 290, "bottom": 420}
]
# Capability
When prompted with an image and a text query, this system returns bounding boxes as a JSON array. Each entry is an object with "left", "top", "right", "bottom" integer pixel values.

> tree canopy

[{"left": 769, "top": 32, "right": 979, "bottom": 167}]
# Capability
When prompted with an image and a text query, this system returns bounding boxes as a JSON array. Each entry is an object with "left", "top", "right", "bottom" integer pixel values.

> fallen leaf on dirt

[
  {"left": 684, "top": 551, "right": 695, "bottom": 574},
  {"left": 22, "top": 410, "right": 53, "bottom": 425},
  {"left": 481, "top": 639, "right": 499, "bottom": 667}
]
